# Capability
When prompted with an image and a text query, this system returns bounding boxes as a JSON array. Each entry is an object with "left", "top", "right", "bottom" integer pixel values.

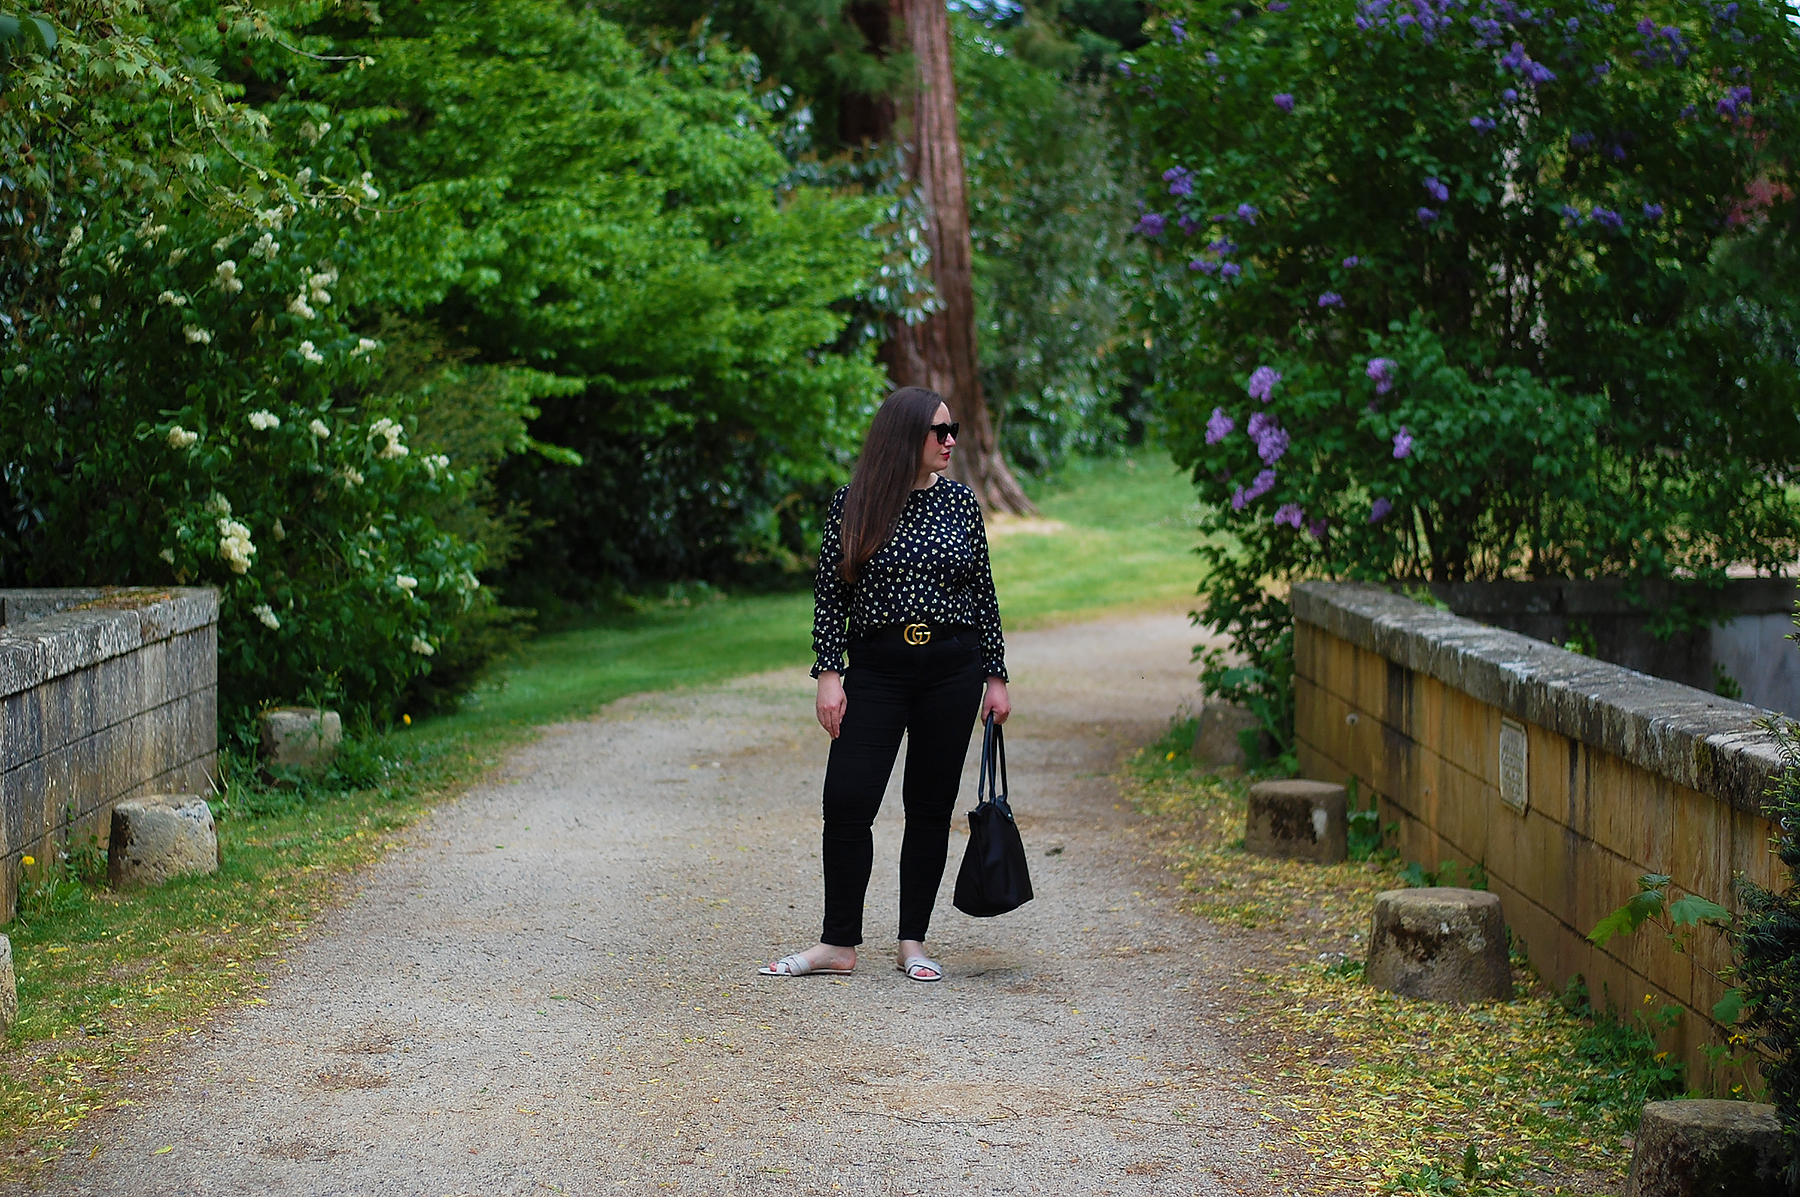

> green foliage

[
  {"left": 1125, "top": 0, "right": 1800, "bottom": 719},
  {"left": 2, "top": 0, "right": 888, "bottom": 714},
  {"left": 1345, "top": 776, "right": 1392, "bottom": 861},
  {"left": 1401, "top": 858, "right": 1488, "bottom": 890},
  {"left": 955, "top": 12, "right": 1142, "bottom": 471},
  {"left": 1737, "top": 713, "right": 1800, "bottom": 1176}
]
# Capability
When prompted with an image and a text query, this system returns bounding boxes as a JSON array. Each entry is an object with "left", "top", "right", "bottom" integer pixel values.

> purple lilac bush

[{"left": 1123, "top": 0, "right": 1800, "bottom": 764}]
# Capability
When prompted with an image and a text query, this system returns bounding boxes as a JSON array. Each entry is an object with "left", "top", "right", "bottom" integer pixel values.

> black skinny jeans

[{"left": 820, "top": 631, "right": 986, "bottom": 947}]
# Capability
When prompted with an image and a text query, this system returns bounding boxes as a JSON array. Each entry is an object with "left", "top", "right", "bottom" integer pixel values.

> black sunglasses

[{"left": 929, "top": 422, "right": 960, "bottom": 443}]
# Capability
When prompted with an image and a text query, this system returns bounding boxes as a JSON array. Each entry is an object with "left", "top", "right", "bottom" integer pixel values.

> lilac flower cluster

[
  {"left": 1318, "top": 292, "right": 1344, "bottom": 307},
  {"left": 1356, "top": 0, "right": 1458, "bottom": 41},
  {"left": 1570, "top": 131, "right": 1595, "bottom": 151},
  {"left": 1393, "top": 427, "right": 1414, "bottom": 458},
  {"left": 1718, "top": 85, "right": 1753, "bottom": 117},
  {"left": 1247, "top": 366, "right": 1282, "bottom": 402},
  {"left": 1424, "top": 177, "right": 1449, "bottom": 203},
  {"left": 1273, "top": 503, "right": 1305, "bottom": 528},
  {"left": 1135, "top": 212, "right": 1167, "bottom": 237},
  {"left": 1634, "top": 18, "right": 1689, "bottom": 67},
  {"left": 1590, "top": 206, "right": 1623, "bottom": 230},
  {"left": 1171, "top": 19, "right": 1187, "bottom": 43},
  {"left": 1248, "top": 412, "right": 1290, "bottom": 463},
  {"left": 1417, "top": 207, "right": 1438, "bottom": 224},
  {"left": 1237, "top": 203, "right": 1260, "bottom": 224},
  {"left": 1643, "top": 202, "right": 1664, "bottom": 220},
  {"left": 1343, "top": 256, "right": 1361, "bottom": 267},
  {"left": 1178, "top": 214, "right": 1201, "bottom": 236},
  {"left": 1163, "top": 166, "right": 1195, "bottom": 198},
  {"left": 1500, "top": 42, "right": 1557, "bottom": 86},
  {"left": 1206, "top": 407, "right": 1236, "bottom": 444},
  {"left": 1470, "top": 116, "right": 1497, "bottom": 134},
  {"left": 1274, "top": 93, "right": 1296, "bottom": 112},
  {"left": 1190, "top": 259, "right": 1219, "bottom": 275},
  {"left": 1231, "top": 470, "right": 1277, "bottom": 510},
  {"left": 1269, "top": 1, "right": 1290, "bottom": 10},
  {"left": 1366, "top": 357, "right": 1396, "bottom": 394},
  {"left": 1369, "top": 497, "right": 1394, "bottom": 523}
]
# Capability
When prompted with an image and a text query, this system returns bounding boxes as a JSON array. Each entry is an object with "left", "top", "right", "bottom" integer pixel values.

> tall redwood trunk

[{"left": 881, "top": 0, "right": 1035, "bottom": 515}]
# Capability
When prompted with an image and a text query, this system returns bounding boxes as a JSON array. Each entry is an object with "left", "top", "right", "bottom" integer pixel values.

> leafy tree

[
  {"left": 955, "top": 11, "right": 1141, "bottom": 470},
  {"left": 301, "top": 1, "right": 887, "bottom": 604},
  {"left": 1125, "top": 0, "right": 1800, "bottom": 743}
]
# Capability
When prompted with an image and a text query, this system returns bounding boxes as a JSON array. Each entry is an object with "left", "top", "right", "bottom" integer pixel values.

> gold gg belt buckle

[{"left": 902, "top": 622, "right": 932, "bottom": 646}]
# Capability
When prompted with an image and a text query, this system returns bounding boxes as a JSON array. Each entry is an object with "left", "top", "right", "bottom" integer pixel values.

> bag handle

[{"left": 977, "top": 713, "right": 1009, "bottom": 808}]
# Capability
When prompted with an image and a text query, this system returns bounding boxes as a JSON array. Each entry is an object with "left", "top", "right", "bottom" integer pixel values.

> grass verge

[{"left": 1122, "top": 722, "right": 1683, "bottom": 1197}]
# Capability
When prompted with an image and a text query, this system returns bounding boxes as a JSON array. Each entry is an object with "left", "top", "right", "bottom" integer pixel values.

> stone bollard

[
  {"left": 1245, "top": 779, "right": 1348, "bottom": 864},
  {"left": 1366, "top": 887, "right": 1512, "bottom": 1002},
  {"left": 0, "top": 936, "right": 17, "bottom": 1035},
  {"left": 1193, "top": 703, "right": 1266, "bottom": 768},
  {"left": 261, "top": 707, "right": 342, "bottom": 770},
  {"left": 108, "top": 795, "right": 219, "bottom": 889},
  {"left": 1626, "top": 1100, "right": 1790, "bottom": 1197}
]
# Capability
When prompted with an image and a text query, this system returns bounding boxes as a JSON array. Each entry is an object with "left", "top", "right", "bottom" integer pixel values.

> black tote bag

[{"left": 953, "top": 714, "right": 1034, "bottom": 918}]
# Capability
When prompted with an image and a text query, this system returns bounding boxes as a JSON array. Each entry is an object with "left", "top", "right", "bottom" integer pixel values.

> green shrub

[{"left": 1123, "top": 0, "right": 1800, "bottom": 723}]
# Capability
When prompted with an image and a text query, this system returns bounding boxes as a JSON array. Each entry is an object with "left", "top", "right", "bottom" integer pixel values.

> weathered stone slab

[
  {"left": 1626, "top": 1100, "right": 1790, "bottom": 1197},
  {"left": 1365, "top": 887, "right": 1512, "bottom": 1002},
  {"left": 108, "top": 795, "right": 219, "bottom": 889},
  {"left": 1193, "top": 702, "right": 1264, "bottom": 768},
  {"left": 261, "top": 708, "right": 342, "bottom": 770},
  {"left": 1292, "top": 582, "right": 1780, "bottom": 814},
  {"left": 1246, "top": 779, "right": 1347, "bottom": 863}
]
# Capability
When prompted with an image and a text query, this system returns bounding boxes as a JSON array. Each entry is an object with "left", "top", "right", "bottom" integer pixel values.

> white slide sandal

[
  {"left": 897, "top": 955, "right": 944, "bottom": 983},
  {"left": 758, "top": 953, "right": 854, "bottom": 978}
]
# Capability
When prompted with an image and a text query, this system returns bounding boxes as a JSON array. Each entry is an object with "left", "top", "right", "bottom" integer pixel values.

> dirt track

[{"left": 34, "top": 614, "right": 1288, "bottom": 1196}]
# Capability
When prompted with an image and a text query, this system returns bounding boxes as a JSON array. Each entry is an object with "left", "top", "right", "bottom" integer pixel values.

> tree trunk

[{"left": 881, "top": 0, "right": 1036, "bottom": 515}]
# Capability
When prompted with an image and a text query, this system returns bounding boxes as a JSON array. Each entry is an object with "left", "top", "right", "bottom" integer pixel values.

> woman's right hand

[{"left": 816, "top": 671, "right": 847, "bottom": 739}]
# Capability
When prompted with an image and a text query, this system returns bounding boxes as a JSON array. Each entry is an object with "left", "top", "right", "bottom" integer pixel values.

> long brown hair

[{"left": 838, "top": 386, "right": 944, "bottom": 584}]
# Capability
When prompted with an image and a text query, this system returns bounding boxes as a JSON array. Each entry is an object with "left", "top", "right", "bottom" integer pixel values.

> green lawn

[{"left": 0, "top": 449, "right": 1209, "bottom": 1170}]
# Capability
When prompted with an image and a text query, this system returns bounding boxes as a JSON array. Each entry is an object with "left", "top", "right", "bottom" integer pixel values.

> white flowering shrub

[{"left": 1, "top": 201, "right": 486, "bottom": 717}]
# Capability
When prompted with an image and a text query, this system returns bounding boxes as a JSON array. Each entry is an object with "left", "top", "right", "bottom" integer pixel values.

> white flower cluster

[
  {"left": 342, "top": 467, "right": 364, "bottom": 486},
  {"left": 217, "top": 518, "right": 256, "bottom": 574},
  {"left": 183, "top": 325, "right": 212, "bottom": 345},
  {"left": 271, "top": 518, "right": 286, "bottom": 541},
  {"left": 59, "top": 225, "right": 84, "bottom": 265},
  {"left": 11, "top": 363, "right": 26, "bottom": 378},
  {"left": 298, "top": 340, "right": 324, "bottom": 364},
  {"left": 369, "top": 417, "right": 409, "bottom": 460},
  {"left": 158, "top": 548, "right": 175, "bottom": 564},
  {"left": 299, "top": 120, "right": 332, "bottom": 145},
  {"left": 166, "top": 426, "right": 198, "bottom": 449},
  {"left": 254, "top": 205, "right": 293, "bottom": 231},
  {"left": 308, "top": 269, "right": 336, "bottom": 307},
  {"left": 294, "top": 167, "right": 314, "bottom": 190},
  {"left": 360, "top": 171, "right": 380, "bottom": 201},
  {"left": 458, "top": 570, "right": 481, "bottom": 593},
  {"left": 349, "top": 337, "right": 380, "bottom": 359},
  {"left": 205, "top": 494, "right": 232, "bottom": 515},
  {"left": 422, "top": 453, "right": 452, "bottom": 479},
  {"left": 85, "top": 295, "right": 101, "bottom": 311},
  {"left": 136, "top": 217, "right": 169, "bottom": 244},
  {"left": 251, "top": 604, "right": 281, "bottom": 630},
  {"left": 167, "top": 248, "right": 187, "bottom": 266},
  {"left": 395, "top": 574, "right": 419, "bottom": 596},
  {"left": 309, "top": 418, "right": 331, "bottom": 439},
  {"left": 157, "top": 290, "right": 187, "bottom": 307},
  {"left": 287, "top": 292, "right": 316, "bottom": 320},
  {"left": 248, "top": 232, "right": 278, "bottom": 261},
  {"left": 248, "top": 410, "right": 280, "bottom": 431},
  {"left": 215, "top": 260, "right": 242, "bottom": 294},
  {"left": 408, "top": 636, "right": 435, "bottom": 656}
]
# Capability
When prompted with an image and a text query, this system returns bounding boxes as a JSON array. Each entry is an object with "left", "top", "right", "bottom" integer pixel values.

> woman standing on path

[{"left": 761, "top": 387, "right": 1011, "bottom": 984}]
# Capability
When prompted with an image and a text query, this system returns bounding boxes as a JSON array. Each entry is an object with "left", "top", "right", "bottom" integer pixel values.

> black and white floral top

[{"left": 811, "top": 477, "right": 1007, "bottom": 681}]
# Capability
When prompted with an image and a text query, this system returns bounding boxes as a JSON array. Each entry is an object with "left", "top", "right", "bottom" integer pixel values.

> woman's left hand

[{"left": 979, "top": 676, "right": 1011, "bottom": 725}]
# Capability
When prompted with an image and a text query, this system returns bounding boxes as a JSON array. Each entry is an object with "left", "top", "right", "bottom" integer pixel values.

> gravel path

[{"left": 36, "top": 614, "right": 1283, "bottom": 1196}]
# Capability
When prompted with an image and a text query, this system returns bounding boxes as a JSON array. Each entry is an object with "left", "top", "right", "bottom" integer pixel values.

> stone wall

[
  {"left": 1422, "top": 577, "right": 1800, "bottom": 716},
  {"left": 1293, "top": 582, "right": 1781, "bottom": 1084},
  {"left": 0, "top": 588, "right": 218, "bottom": 919}
]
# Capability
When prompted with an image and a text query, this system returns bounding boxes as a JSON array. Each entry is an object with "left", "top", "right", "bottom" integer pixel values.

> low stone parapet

[{"left": 0, "top": 587, "right": 218, "bottom": 919}]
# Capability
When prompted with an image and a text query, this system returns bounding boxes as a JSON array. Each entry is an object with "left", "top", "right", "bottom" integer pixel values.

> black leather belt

[{"left": 856, "top": 621, "right": 976, "bottom": 647}]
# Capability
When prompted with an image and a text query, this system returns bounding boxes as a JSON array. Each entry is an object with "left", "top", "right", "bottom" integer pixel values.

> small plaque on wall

[{"left": 1499, "top": 717, "right": 1529, "bottom": 814}]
